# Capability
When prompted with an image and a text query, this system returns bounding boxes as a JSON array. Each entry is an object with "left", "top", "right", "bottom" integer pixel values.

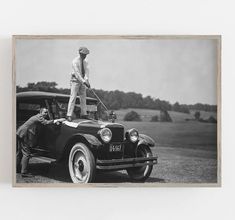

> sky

[{"left": 16, "top": 38, "right": 218, "bottom": 105}]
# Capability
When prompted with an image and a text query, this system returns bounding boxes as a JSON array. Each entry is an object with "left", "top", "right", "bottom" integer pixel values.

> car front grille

[{"left": 106, "top": 126, "right": 124, "bottom": 143}]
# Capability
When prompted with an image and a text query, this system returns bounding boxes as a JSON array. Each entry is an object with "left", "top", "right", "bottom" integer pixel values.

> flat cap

[{"left": 79, "top": 47, "right": 90, "bottom": 55}]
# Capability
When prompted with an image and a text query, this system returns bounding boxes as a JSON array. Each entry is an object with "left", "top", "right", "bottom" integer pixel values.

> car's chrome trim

[{"left": 96, "top": 156, "right": 158, "bottom": 170}]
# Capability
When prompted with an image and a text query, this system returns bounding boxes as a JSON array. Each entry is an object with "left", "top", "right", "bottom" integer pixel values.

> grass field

[
  {"left": 115, "top": 108, "right": 217, "bottom": 122},
  {"left": 120, "top": 121, "right": 217, "bottom": 151},
  {"left": 16, "top": 109, "right": 218, "bottom": 184},
  {"left": 119, "top": 120, "right": 217, "bottom": 183}
]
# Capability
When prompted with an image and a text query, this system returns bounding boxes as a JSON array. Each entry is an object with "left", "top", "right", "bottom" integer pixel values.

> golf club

[{"left": 89, "top": 88, "right": 109, "bottom": 112}]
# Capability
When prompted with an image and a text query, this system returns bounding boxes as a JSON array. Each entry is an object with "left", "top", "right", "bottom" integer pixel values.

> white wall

[{"left": 0, "top": 0, "right": 234, "bottom": 220}]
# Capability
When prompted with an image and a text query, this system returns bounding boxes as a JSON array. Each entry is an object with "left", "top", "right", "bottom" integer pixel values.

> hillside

[{"left": 115, "top": 108, "right": 217, "bottom": 122}]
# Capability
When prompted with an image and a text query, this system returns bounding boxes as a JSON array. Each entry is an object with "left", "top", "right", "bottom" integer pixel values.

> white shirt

[{"left": 71, "top": 56, "right": 89, "bottom": 83}]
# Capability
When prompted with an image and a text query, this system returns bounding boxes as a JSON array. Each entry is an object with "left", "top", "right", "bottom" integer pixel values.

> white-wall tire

[{"left": 68, "top": 142, "right": 95, "bottom": 183}]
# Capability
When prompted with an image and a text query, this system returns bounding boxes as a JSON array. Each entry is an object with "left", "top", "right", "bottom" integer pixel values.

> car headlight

[
  {"left": 126, "top": 128, "right": 139, "bottom": 143},
  {"left": 98, "top": 128, "right": 112, "bottom": 143}
]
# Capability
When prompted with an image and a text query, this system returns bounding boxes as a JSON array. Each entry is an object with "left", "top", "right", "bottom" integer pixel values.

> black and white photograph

[{"left": 13, "top": 35, "right": 220, "bottom": 186}]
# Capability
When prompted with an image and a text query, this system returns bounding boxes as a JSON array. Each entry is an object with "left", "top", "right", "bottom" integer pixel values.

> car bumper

[{"left": 96, "top": 156, "right": 158, "bottom": 170}]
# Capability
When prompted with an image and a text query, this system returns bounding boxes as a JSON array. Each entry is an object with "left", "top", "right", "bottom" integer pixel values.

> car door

[{"left": 36, "top": 98, "right": 62, "bottom": 158}]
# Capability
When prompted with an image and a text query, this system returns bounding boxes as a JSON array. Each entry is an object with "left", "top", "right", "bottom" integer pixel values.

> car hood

[{"left": 62, "top": 119, "right": 124, "bottom": 129}]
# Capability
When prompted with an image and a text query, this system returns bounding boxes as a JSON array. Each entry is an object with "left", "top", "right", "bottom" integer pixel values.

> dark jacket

[{"left": 17, "top": 114, "right": 54, "bottom": 147}]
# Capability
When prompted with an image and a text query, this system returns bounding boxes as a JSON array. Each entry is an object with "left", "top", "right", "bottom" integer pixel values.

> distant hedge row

[{"left": 17, "top": 81, "right": 217, "bottom": 113}]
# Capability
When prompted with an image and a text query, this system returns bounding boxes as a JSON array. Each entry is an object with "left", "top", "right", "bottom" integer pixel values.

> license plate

[{"left": 109, "top": 144, "right": 122, "bottom": 152}]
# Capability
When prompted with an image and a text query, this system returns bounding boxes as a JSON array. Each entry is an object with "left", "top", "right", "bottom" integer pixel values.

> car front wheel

[
  {"left": 127, "top": 145, "right": 153, "bottom": 182},
  {"left": 68, "top": 142, "right": 95, "bottom": 183}
]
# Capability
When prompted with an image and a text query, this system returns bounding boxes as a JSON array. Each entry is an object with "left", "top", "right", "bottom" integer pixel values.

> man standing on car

[
  {"left": 67, "top": 47, "right": 91, "bottom": 121},
  {"left": 16, "top": 108, "right": 65, "bottom": 177}
]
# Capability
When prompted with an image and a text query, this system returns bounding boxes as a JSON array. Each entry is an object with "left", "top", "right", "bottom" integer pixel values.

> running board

[{"left": 33, "top": 156, "right": 56, "bottom": 163}]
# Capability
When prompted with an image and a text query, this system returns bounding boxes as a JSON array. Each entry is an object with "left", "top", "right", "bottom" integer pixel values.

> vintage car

[{"left": 17, "top": 91, "right": 158, "bottom": 183}]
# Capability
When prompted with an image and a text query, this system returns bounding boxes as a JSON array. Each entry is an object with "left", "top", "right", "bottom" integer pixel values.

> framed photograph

[{"left": 12, "top": 35, "right": 221, "bottom": 187}]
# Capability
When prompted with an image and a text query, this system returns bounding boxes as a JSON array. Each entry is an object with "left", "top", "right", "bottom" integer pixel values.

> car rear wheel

[
  {"left": 127, "top": 145, "right": 153, "bottom": 182},
  {"left": 68, "top": 142, "right": 95, "bottom": 183}
]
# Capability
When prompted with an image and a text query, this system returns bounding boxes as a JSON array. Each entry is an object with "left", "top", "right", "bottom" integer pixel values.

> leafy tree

[
  {"left": 194, "top": 111, "right": 201, "bottom": 120},
  {"left": 143, "top": 96, "right": 155, "bottom": 109},
  {"left": 172, "top": 102, "right": 189, "bottom": 113},
  {"left": 159, "top": 110, "right": 172, "bottom": 122},
  {"left": 16, "top": 81, "right": 217, "bottom": 113},
  {"left": 180, "top": 104, "right": 190, "bottom": 114},
  {"left": 173, "top": 102, "right": 180, "bottom": 111},
  {"left": 123, "top": 111, "right": 141, "bottom": 121}
]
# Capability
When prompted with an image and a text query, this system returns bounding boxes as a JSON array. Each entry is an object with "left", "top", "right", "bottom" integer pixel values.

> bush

[
  {"left": 198, "top": 116, "right": 217, "bottom": 123},
  {"left": 160, "top": 110, "right": 172, "bottom": 122},
  {"left": 194, "top": 111, "right": 201, "bottom": 120},
  {"left": 207, "top": 116, "right": 217, "bottom": 123},
  {"left": 123, "top": 111, "right": 141, "bottom": 121},
  {"left": 151, "top": 115, "right": 159, "bottom": 122}
]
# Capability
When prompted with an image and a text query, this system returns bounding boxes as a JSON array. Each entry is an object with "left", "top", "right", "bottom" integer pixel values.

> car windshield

[{"left": 53, "top": 99, "right": 98, "bottom": 120}]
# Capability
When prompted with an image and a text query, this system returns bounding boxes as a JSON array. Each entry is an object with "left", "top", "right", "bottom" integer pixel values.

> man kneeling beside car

[{"left": 16, "top": 108, "right": 65, "bottom": 177}]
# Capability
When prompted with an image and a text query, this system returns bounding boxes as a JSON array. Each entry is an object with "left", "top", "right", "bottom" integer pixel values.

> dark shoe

[
  {"left": 16, "top": 167, "right": 21, "bottom": 174},
  {"left": 21, "top": 173, "right": 34, "bottom": 178},
  {"left": 67, "top": 116, "right": 72, "bottom": 122},
  {"left": 16, "top": 165, "right": 21, "bottom": 173}
]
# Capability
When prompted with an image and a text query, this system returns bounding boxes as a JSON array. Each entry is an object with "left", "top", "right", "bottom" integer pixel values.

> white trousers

[{"left": 67, "top": 82, "right": 87, "bottom": 117}]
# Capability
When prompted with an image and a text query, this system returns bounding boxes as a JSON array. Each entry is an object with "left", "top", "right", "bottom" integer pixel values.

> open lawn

[
  {"left": 120, "top": 121, "right": 217, "bottom": 151},
  {"left": 120, "top": 120, "right": 217, "bottom": 183}
]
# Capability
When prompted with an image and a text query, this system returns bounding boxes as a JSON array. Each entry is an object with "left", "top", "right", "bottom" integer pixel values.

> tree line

[{"left": 16, "top": 81, "right": 217, "bottom": 113}]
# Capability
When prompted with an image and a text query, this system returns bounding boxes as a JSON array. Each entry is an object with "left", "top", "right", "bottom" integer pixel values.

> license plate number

[{"left": 109, "top": 144, "right": 122, "bottom": 152}]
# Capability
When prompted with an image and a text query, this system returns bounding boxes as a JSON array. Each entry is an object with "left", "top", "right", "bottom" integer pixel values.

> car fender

[
  {"left": 83, "top": 133, "right": 103, "bottom": 146},
  {"left": 58, "top": 133, "right": 102, "bottom": 161},
  {"left": 67, "top": 133, "right": 102, "bottom": 148},
  {"left": 138, "top": 134, "right": 156, "bottom": 147}
]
